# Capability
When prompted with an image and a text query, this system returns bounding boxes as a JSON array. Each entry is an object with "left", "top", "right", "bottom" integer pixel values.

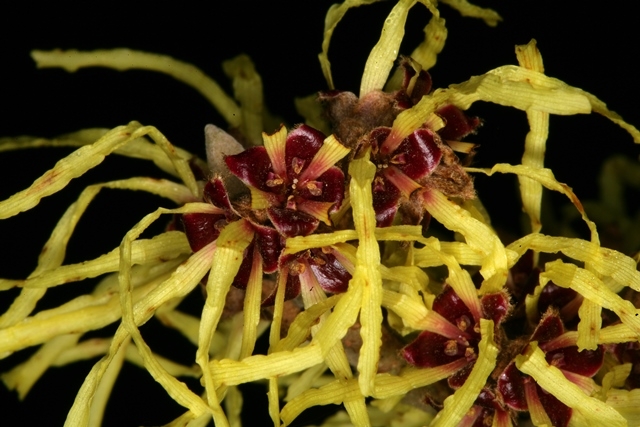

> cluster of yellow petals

[{"left": 2, "top": 1, "right": 640, "bottom": 426}]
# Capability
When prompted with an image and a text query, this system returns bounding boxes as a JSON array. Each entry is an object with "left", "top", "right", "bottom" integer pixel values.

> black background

[{"left": 1, "top": 1, "right": 638, "bottom": 426}]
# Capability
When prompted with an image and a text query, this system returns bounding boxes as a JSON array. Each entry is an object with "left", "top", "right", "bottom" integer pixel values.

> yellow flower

[{"left": 1, "top": 2, "right": 640, "bottom": 427}]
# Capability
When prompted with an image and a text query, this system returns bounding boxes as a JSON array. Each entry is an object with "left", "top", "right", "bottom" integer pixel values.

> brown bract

[{"left": 320, "top": 89, "right": 400, "bottom": 149}]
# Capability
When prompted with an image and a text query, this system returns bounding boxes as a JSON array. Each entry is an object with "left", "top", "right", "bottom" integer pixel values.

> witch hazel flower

[
  {"left": 183, "top": 124, "right": 354, "bottom": 303},
  {"left": 498, "top": 309, "right": 605, "bottom": 427},
  {"left": 180, "top": 176, "right": 288, "bottom": 298},
  {"left": 6, "top": 1, "right": 640, "bottom": 426},
  {"left": 224, "top": 124, "right": 350, "bottom": 237},
  {"left": 402, "top": 285, "right": 511, "bottom": 389},
  {"left": 322, "top": 59, "right": 479, "bottom": 227}
]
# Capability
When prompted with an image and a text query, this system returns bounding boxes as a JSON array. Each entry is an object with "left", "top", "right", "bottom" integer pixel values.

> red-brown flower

[
  {"left": 402, "top": 285, "right": 511, "bottom": 388},
  {"left": 366, "top": 126, "right": 442, "bottom": 227},
  {"left": 181, "top": 177, "right": 285, "bottom": 300},
  {"left": 497, "top": 309, "right": 604, "bottom": 427},
  {"left": 224, "top": 124, "right": 349, "bottom": 237}
]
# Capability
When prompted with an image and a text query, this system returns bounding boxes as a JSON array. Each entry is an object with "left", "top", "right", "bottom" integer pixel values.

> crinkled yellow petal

[
  {"left": 298, "top": 270, "right": 358, "bottom": 422},
  {"left": 9, "top": 231, "right": 190, "bottom": 290},
  {"left": 541, "top": 260, "right": 640, "bottom": 337},
  {"left": 64, "top": 235, "right": 215, "bottom": 426},
  {"left": 268, "top": 377, "right": 280, "bottom": 427},
  {"left": 516, "top": 39, "right": 547, "bottom": 238},
  {"left": 601, "top": 363, "right": 631, "bottom": 395},
  {"left": 0, "top": 186, "right": 86, "bottom": 326},
  {"left": 88, "top": 336, "right": 129, "bottom": 427},
  {"left": 576, "top": 298, "right": 602, "bottom": 351},
  {"left": 284, "top": 230, "right": 358, "bottom": 254},
  {"left": 283, "top": 225, "right": 423, "bottom": 255},
  {"left": 360, "top": 0, "right": 417, "bottom": 97},
  {"left": 508, "top": 234, "right": 640, "bottom": 292},
  {"left": 599, "top": 324, "right": 640, "bottom": 344},
  {"left": 516, "top": 342, "right": 626, "bottom": 427},
  {"left": 374, "top": 224, "right": 423, "bottom": 241},
  {"left": 20, "top": 134, "right": 189, "bottom": 185},
  {"left": 349, "top": 153, "right": 383, "bottom": 396},
  {"left": 119, "top": 205, "right": 229, "bottom": 426},
  {"left": 210, "top": 276, "right": 363, "bottom": 387},
  {"left": 0, "top": 179, "right": 194, "bottom": 328},
  {"left": 450, "top": 66, "right": 593, "bottom": 113},
  {"left": 269, "top": 269, "right": 288, "bottom": 349},
  {"left": 1, "top": 333, "right": 81, "bottom": 399},
  {"left": 583, "top": 91, "right": 640, "bottom": 143},
  {"left": 440, "top": 242, "right": 484, "bottom": 266},
  {"left": 606, "top": 388, "right": 640, "bottom": 426},
  {"left": 0, "top": 128, "right": 206, "bottom": 181},
  {"left": 319, "top": 0, "right": 384, "bottom": 89},
  {"left": 373, "top": 360, "right": 467, "bottom": 399},
  {"left": 281, "top": 378, "right": 365, "bottom": 426},
  {"left": 0, "top": 261, "right": 178, "bottom": 358},
  {"left": 211, "top": 345, "right": 324, "bottom": 388},
  {"left": 239, "top": 249, "right": 263, "bottom": 359},
  {"left": 32, "top": 49, "right": 241, "bottom": 128},
  {"left": 422, "top": 188, "right": 507, "bottom": 295},
  {"left": 543, "top": 323, "right": 639, "bottom": 352},
  {"left": 467, "top": 163, "right": 599, "bottom": 241},
  {"left": 273, "top": 295, "right": 340, "bottom": 351},
  {"left": 312, "top": 269, "right": 364, "bottom": 357},
  {"left": 0, "top": 122, "right": 198, "bottom": 220},
  {"left": 281, "top": 359, "right": 464, "bottom": 426},
  {"left": 196, "top": 219, "right": 253, "bottom": 418},
  {"left": 431, "top": 319, "right": 498, "bottom": 427},
  {"left": 113, "top": 123, "right": 201, "bottom": 195},
  {"left": 0, "top": 128, "right": 107, "bottom": 152},
  {"left": 0, "top": 129, "right": 204, "bottom": 184},
  {"left": 267, "top": 272, "right": 288, "bottom": 427},
  {"left": 439, "top": 0, "right": 501, "bottom": 27},
  {"left": 388, "top": 65, "right": 601, "bottom": 146},
  {"left": 222, "top": 54, "right": 264, "bottom": 145}
]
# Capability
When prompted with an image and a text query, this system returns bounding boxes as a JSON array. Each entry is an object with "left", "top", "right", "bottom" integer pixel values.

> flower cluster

[
  {"left": 182, "top": 124, "right": 353, "bottom": 304},
  {"left": 2, "top": 2, "right": 640, "bottom": 427}
]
